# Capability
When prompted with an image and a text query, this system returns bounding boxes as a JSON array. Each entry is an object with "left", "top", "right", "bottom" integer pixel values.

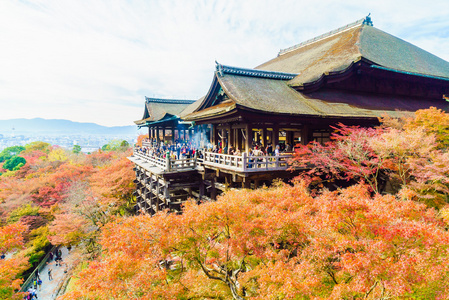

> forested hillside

[
  {"left": 0, "top": 141, "right": 134, "bottom": 299},
  {"left": 2, "top": 108, "right": 449, "bottom": 299}
]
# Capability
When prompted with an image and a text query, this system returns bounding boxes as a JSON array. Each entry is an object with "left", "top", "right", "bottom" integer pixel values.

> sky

[{"left": 1, "top": 0, "right": 449, "bottom": 127}]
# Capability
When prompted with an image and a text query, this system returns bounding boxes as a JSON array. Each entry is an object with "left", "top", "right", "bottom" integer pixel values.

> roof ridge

[
  {"left": 145, "top": 97, "right": 196, "bottom": 104},
  {"left": 278, "top": 17, "right": 367, "bottom": 56},
  {"left": 215, "top": 62, "right": 298, "bottom": 80}
]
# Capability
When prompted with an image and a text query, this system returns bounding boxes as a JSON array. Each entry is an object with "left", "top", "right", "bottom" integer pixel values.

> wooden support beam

[
  {"left": 245, "top": 123, "right": 253, "bottom": 152},
  {"left": 210, "top": 176, "right": 217, "bottom": 200},
  {"left": 262, "top": 127, "right": 267, "bottom": 147},
  {"left": 273, "top": 124, "right": 279, "bottom": 147},
  {"left": 301, "top": 125, "right": 310, "bottom": 145},
  {"left": 242, "top": 178, "right": 250, "bottom": 189},
  {"left": 156, "top": 179, "right": 160, "bottom": 212},
  {"left": 228, "top": 125, "right": 234, "bottom": 151},
  {"left": 199, "top": 180, "right": 205, "bottom": 200}
]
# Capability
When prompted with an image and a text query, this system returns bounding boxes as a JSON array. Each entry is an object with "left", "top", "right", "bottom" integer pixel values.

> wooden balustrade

[
  {"left": 201, "top": 152, "right": 293, "bottom": 172},
  {"left": 133, "top": 149, "right": 197, "bottom": 172},
  {"left": 134, "top": 148, "right": 293, "bottom": 173}
]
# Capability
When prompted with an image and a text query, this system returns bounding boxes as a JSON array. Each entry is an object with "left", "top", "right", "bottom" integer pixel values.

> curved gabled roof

[
  {"left": 134, "top": 97, "right": 195, "bottom": 125},
  {"left": 257, "top": 19, "right": 449, "bottom": 87},
  {"left": 183, "top": 71, "right": 449, "bottom": 122}
]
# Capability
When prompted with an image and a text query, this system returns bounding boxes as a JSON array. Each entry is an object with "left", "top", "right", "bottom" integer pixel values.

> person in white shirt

[{"left": 275, "top": 145, "right": 280, "bottom": 156}]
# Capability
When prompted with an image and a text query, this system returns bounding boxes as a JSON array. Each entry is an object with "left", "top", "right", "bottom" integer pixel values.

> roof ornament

[
  {"left": 215, "top": 61, "right": 224, "bottom": 77},
  {"left": 363, "top": 13, "right": 373, "bottom": 26}
]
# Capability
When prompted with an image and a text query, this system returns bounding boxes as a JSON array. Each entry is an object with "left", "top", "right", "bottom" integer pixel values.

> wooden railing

[
  {"left": 142, "top": 141, "right": 153, "bottom": 148},
  {"left": 134, "top": 151, "right": 167, "bottom": 169},
  {"left": 202, "top": 152, "right": 293, "bottom": 172},
  {"left": 133, "top": 150, "right": 197, "bottom": 172},
  {"left": 134, "top": 149, "right": 294, "bottom": 173}
]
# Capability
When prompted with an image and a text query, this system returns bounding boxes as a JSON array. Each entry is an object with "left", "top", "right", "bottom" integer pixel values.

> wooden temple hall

[{"left": 129, "top": 16, "right": 449, "bottom": 214}]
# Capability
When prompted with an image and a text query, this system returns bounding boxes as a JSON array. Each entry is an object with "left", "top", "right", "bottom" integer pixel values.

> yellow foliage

[{"left": 48, "top": 148, "right": 69, "bottom": 162}]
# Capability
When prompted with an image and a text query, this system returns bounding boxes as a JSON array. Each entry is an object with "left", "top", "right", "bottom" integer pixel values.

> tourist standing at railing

[
  {"left": 267, "top": 144, "right": 273, "bottom": 156},
  {"left": 275, "top": 145, "right": 280, "bottom": 156}
]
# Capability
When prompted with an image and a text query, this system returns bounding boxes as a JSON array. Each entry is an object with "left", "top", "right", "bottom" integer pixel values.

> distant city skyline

[{"left": 1, "top": 0, "right": 449, "bottom": 126}]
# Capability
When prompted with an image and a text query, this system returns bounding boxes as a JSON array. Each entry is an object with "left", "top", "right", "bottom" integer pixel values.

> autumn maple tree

[
  {"left": 0, "top": 139, "right": 134, "bottom": 298},
  {"left": 0, "top": 223, "right": 29, "bottom": 300},
  {"left": 61, "top": 182, "right": 449, "bottom": 299}
]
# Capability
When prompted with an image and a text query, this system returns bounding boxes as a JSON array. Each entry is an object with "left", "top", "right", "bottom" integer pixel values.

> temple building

[
  {"left": 130, "top": 17, "right": 449, "bottom": 214},
  {"left": 134, "top": 97, "right": 197, "bottom": 144}
]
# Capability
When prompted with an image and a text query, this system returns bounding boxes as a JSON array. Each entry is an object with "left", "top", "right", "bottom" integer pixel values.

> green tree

[
  {"left": 2, "top": 156, "right": 26, "bottom": 171},
  {"left": 101, "top": 140, "right": 130, "bottom": 152},
  {"left": 72, "top": 145, "right": 82, "bottom": 154},
  {"left": 0, "top": 146, "right": 25, "bottom": 163}
]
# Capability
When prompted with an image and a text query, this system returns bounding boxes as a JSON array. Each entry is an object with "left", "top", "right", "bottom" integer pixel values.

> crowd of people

[
  {"left": 136, "top": 138, "right": 294, "bottom": 161},
  {"left": 135, "top": 139, "right": 201, "bottom": 160}
]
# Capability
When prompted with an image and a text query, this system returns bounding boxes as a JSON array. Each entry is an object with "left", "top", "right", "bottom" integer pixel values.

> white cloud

[{"left": 0, "top": 0, "right": 448, "bottom": 126}]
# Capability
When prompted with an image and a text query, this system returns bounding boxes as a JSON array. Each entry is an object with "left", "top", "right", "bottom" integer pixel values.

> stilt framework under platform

[{"left": 129, "top": 150, "right": 299, "bottom": 215}]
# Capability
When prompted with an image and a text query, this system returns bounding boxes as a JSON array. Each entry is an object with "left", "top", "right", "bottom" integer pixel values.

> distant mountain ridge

[{"left": 0, "top": 118, "right": 138, "bottom": 135}]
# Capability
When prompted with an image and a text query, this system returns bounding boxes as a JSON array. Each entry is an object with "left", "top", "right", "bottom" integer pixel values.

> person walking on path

[{"left": 48, "top": 267, "right": 53, "bottom": 281}]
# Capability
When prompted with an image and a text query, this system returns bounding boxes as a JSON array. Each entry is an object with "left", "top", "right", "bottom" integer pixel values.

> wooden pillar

[
  {"left": 221, "top": 128, "right": 226, "bottom": 150},
  {"left": 155, "top": 178, "right": 160, "bottom": 212},
  {"left": 213, "top": 125, "right": 219, "bottom": 148},
  {"left": 262, "top": 127, "right": 267, "bottom": 147},
  {"left": 273, "top": 124, "right": 279, "bottom": 147},
  {"left": 228, "top": 125, "right": 234, "bottom": 150},
  {"left": 245, "top": 123, "right": 253, "bottom": 152},
  {"left": 287, "top": 131, "right": 293, "bottom": 146},
  {"left": 242, "top": 178, "right": 250, "bottom": 189},
  {"left": 301, "top": 125, "right": 310, "bottom": 145},
  {"left": 210, "top": 177, "right": 217, "bottom": 200},
  {"left": 164, "top": 183, "right": 170, "bottom": 206}
]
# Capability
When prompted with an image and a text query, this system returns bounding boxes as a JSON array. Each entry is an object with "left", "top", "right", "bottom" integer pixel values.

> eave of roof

[
  {"left": 370, "top": 65, "right": 449, "bottom": 82},
  {"left": 183, "top": 72, "right": 449, "bottom": 122},
  {"left": 137, "top": 115, "right": 180, "bottom": 128},
  {"left": 182, "top": 101, "right": 237, "bottom": 121},
  {"left": 145, "top": 97, "right": 196, "bottom": 105},
  {"left": 135, "top": 98, "right": 196, "bottom": 124},
  {"left": 216, "top": 62, "right": 298, "bottom": 80}
]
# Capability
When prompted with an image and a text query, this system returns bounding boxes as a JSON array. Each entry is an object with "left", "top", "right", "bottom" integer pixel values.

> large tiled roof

[
  {"left": 134, "top": 97, "right": 195, "bottom": 125},
  {"left": 183, "top": 72, "right": 449, "bottom": 121},
  {"left": 257, "top": 19, "right": 449, "bottom": 86}
]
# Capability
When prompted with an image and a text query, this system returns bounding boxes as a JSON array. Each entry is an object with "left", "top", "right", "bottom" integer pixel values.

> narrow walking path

[{"left": 31, "top": 247, "right": 77, "bottom": 300}]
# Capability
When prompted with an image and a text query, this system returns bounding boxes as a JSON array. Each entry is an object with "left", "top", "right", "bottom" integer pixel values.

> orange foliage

[
  {"left": 0, "top": 223, "right": 26, "bottom": 253},
  {"left": 63, "top": 183, "right": 449, "bottom": 299},
  {"left": 0, "top": 252, "right": 29, "bottom": 299},
  {"left": 90, "top": 153, "right": 134, "bottom": 206},
  {"left": 0, "top": 223, "right": 29, "bottom": 299},
  {"left": 136, "top": 134, "right": 148, "bottom": 147}
]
